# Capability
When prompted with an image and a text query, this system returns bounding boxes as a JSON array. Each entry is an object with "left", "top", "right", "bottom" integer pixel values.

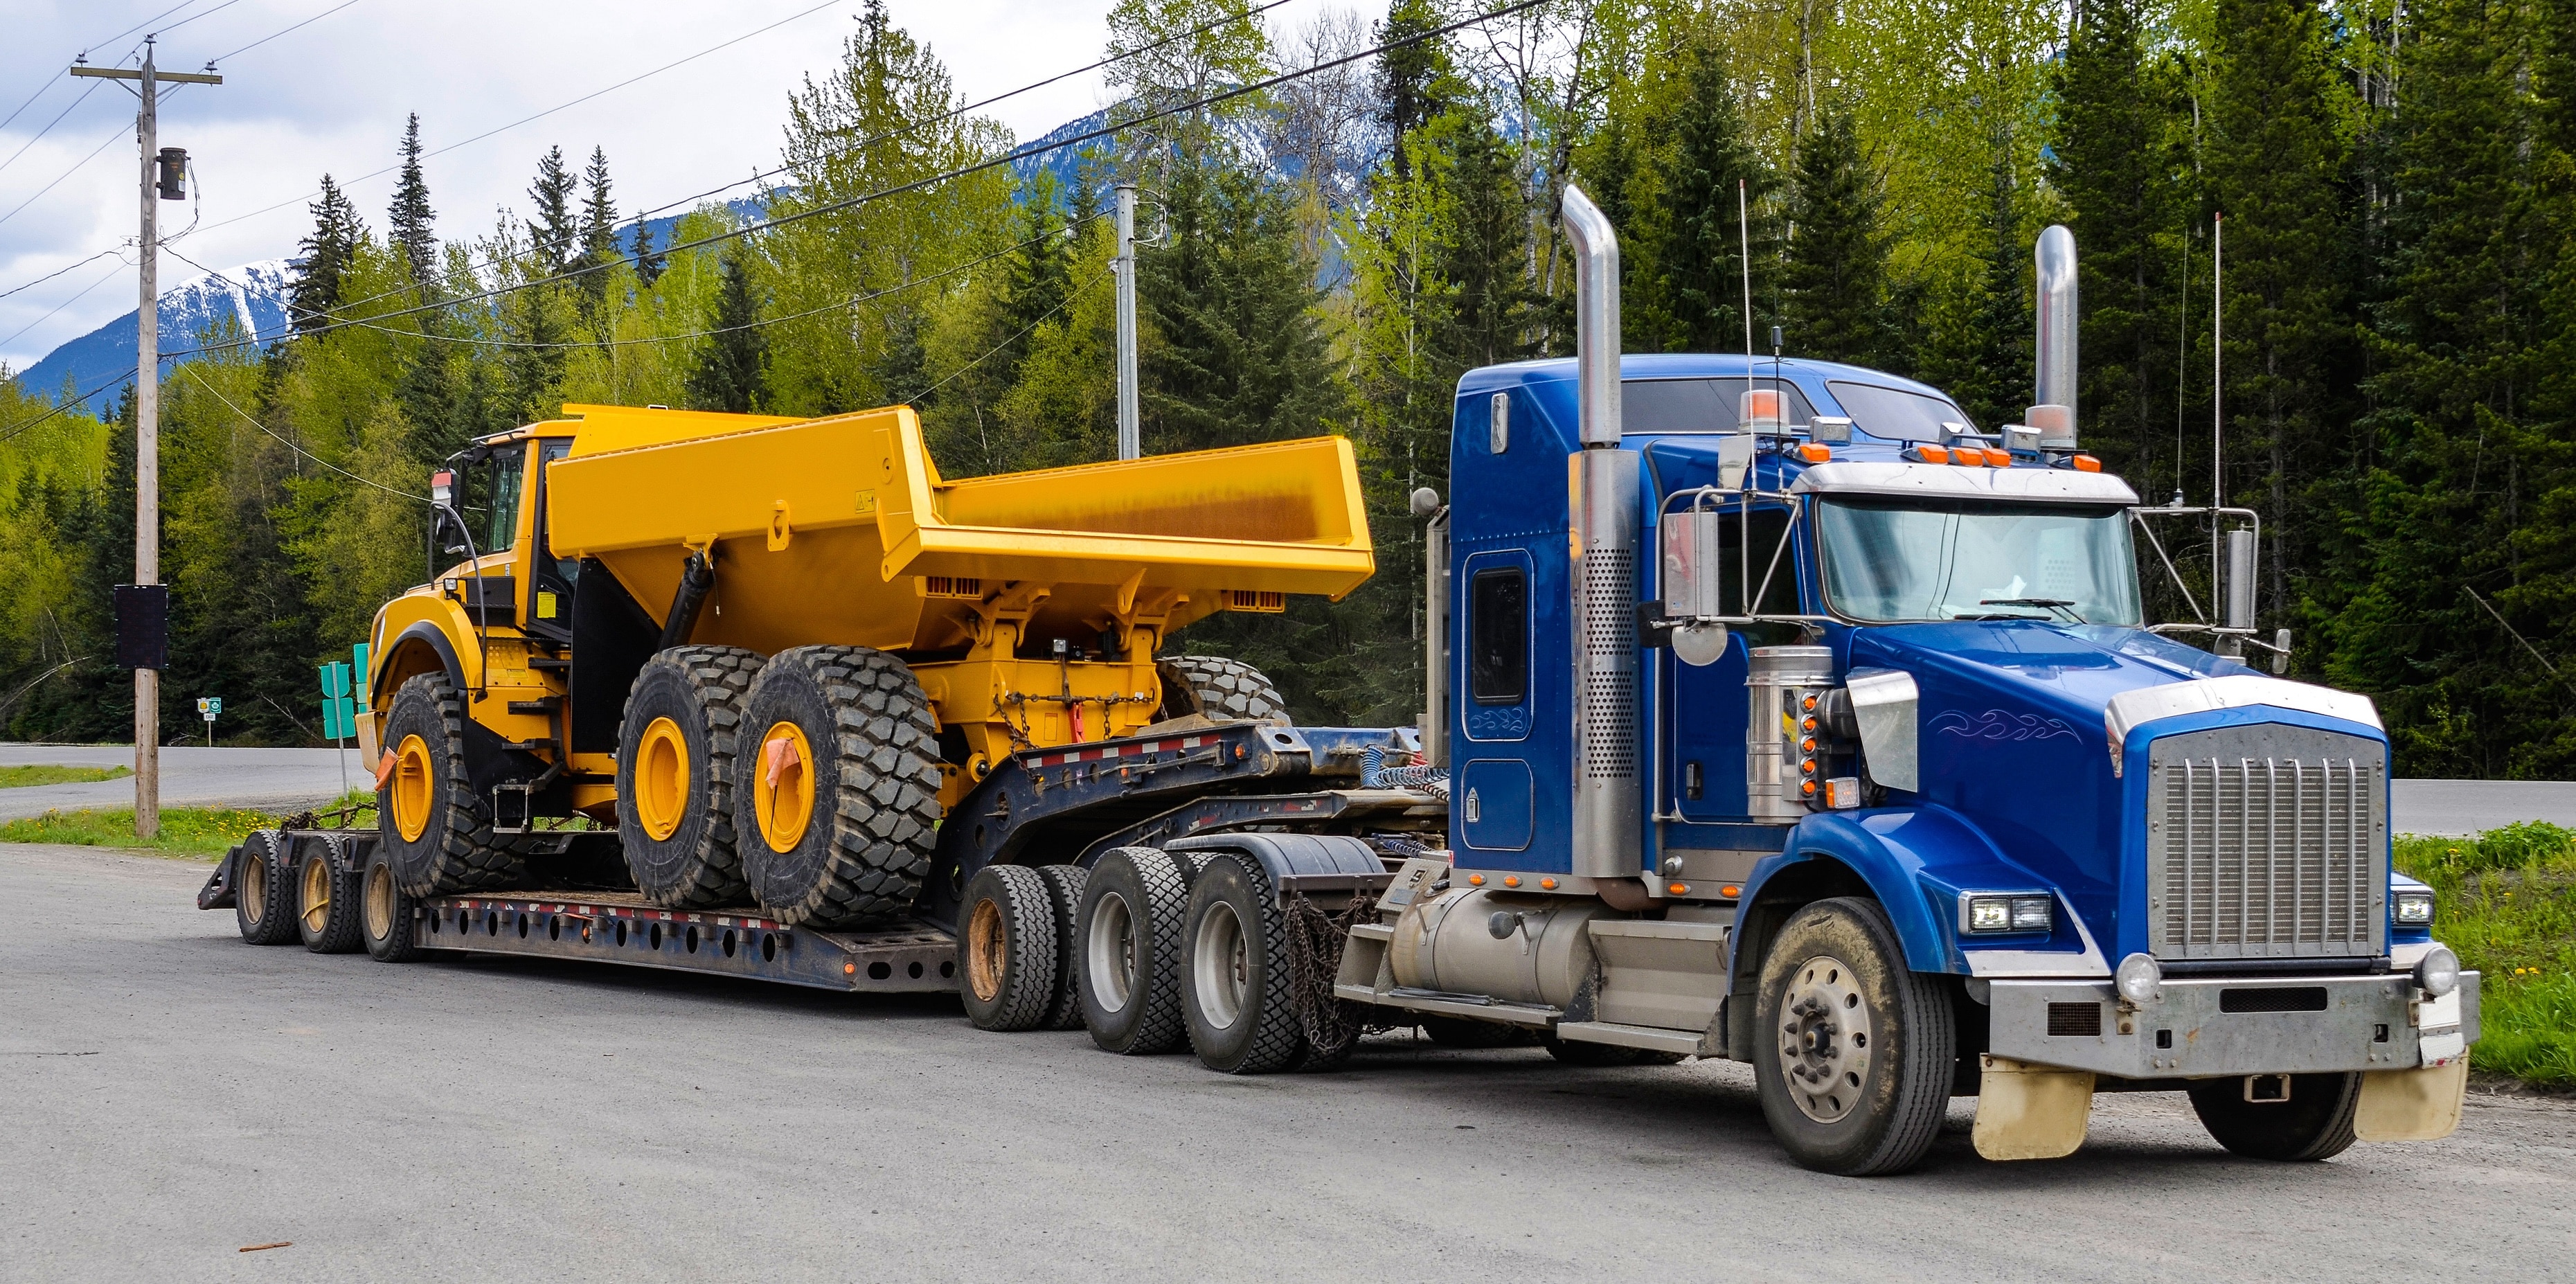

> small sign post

[
  {"left": 195, "top": 696, "right": 220, "bottom": 747},
  {"left": 319, "top": 661, "right": 355, "bottom": 796}
]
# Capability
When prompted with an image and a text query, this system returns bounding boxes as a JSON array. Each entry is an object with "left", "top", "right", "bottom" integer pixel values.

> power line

[
  {"left": 85, "top": 0, "right": 224, "bottom": 58},
  {"left": 0, "top": 78, "right": 108, "bottom": 180},
  {"left": 202, "top": 0, "right": 346, "bottom": 65},
  {"left": 156, "top": 0, "right": 252, "bottom": 44},
  {"left": 187, "top": 0, "right": 846, "bottom": 240},
  {"left": 171, "top": 0, "right": 1548, "bottom": 360},
  {"left": 0, "top": 249, "right": 127, "bottom": 303},
  {"left": 0, "top": 257, "right": 130, "bottom": 350},
  {"left": 180, "top": 362, "right": 427, "bottom": 501},
  {"left": 0, "top": 364, "right": 138, "bottom": 445},
  {"left": 904, "top": 262, "right": 1109, "bottom": 404},
  {"left": 0, "top": 115, "right": 144, "bottom": 233}
]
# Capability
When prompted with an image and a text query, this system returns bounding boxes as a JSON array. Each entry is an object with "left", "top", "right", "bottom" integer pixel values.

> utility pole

[
  {"left": 73, "top": 39, "right": 221, "bottom": 840},
  {"left": 1114, "top": 184, "right": 1139, "bottom": 461}
]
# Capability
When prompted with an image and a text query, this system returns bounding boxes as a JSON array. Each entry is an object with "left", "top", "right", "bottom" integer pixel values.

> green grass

[
  {"left": 2395, "top": 820, "right": 2576, "bottom": 1088},
  {"left": 0, "top": 805, "right": 287, "bottom": 858},
  {"left": 0, "top": 764, "right": 132, "bottom": 788}
]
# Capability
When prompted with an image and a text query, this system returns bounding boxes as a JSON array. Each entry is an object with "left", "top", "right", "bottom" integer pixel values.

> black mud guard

[
  {"left": 197, "top": 843, "right": 242, "bottom": 911},
  {"left": 1165, "top": 832, "right": 1384, "bottom": 896}
]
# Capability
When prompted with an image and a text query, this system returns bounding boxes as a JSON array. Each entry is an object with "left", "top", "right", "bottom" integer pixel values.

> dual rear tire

[{"left": 295, "top": 835, "right": 365, "bottom": 954}]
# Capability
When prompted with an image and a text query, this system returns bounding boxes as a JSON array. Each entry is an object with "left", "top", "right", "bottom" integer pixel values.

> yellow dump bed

[{"left": 544, "top": 404, "right": 1374, "bottom": 655}]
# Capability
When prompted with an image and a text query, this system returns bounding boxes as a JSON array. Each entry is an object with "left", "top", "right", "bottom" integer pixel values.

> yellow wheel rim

[
  {"left": 365, "top": 861, "right": 395, "bottom": 940},
  {"left": 635, "top": 716, "right": 691, "bottom": 842},
  {"left": 753, "top": 720, "right": 815, "bottom": 852},
  {"left": 390, "top": 735, "right": 434, "bottom": 843},
  {"left": 966, "top": 895, "right": 1005, "bottom": 1003},
  {"left": 300, "top": 855, "right": 332, "bottom": 934},
  {"left": 240, "top": 848, "right": 269, "bottom": 924}
]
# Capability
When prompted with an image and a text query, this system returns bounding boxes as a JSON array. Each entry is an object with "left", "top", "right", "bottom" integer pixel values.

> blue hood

[{"left": 1852, "top": 621, "right": 2264, "bottom": 741}]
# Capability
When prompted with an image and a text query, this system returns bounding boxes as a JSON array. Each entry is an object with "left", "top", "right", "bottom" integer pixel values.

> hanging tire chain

[{"left": 1284, "top": 892, "right": 1395, "bottom": 1061}]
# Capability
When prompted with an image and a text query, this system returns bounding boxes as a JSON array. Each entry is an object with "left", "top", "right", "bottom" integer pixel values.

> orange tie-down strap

[{"left": 373, "top": 749, "right": 397, "bottom": 790}]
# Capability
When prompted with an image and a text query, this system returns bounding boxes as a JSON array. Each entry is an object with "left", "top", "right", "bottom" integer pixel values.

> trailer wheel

[
  {"left": 296, "top": 835, "right": 365, "bottom": 954},
  {"left": 233, "top": 830, "right": 298, "bottom": 945},
  {"left": 960, "top": 865, "right": 1059, "bottom": 1031},
  {"left": 616, "top": 645, "right": 761, "bottom": 908},
  {"left": 360, "top": 846, "right": 426, "bottom": 963},
  {"left": 2186, "top": 1073, "right": 2361, "bottom": 1161},
  {"left": 1181, "top": 853, "right": 1307, "bottom": 1073},
  {"left": 1034, "top": 864, "right": 1090, "bottom": 1031},
  {"left": 379, "top": 672, "right": 527, "bottom": 895},
  {"left": 1753, "top": 897, "right": 1955, "bottom": 1177},
  {"left": 1155, "top": 655, "right": 1290, "bottom": 725},
  {"left": 1077, "top": 848, "right": 1192, "bottom": 1054},
  {"left": 735, "top": 646, "right": 942, "bottom": 927}
]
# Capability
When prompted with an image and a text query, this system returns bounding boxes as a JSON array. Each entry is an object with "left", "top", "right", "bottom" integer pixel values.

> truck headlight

[
  {"left": 2415, "top": 945, "right": 2460, "bottom": 999},
  {"left": 2394, "top": 889, "right": 2435, "bottom": 925},
  {"left": 2116, "top": 952, "right": 2163, "bottom": 1006},
  {"left": 1960, "top": 893, "right": 2054, "bottom": 934}
]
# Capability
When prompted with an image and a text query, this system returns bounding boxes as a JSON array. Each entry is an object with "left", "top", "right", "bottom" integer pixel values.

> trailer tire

[
  {"left": 1181, "top": 854, "right": 1307, "bottom": 1074},
  {"left": 960, "top": 864, "right": 1059, "bottom": 1032},
  {"left": 1034, "top": 864, "right": 1090, "bottom": 1031},
  {"left": 736, "top": 646, "right": 942, "bottom": 928},
  {"left": 1155, "top": 655, "right": 1290, "bottom": 725},
  {"left": 232, "top": 830, "right": 298, "bottom": 945},
  {"left": 1422, "top": 1016, "right": 1530, "bottom": 1049},
  {"left": 1077, "top": 848, "right": 1192, "bottom": 1055},
  {"left": 360, "top": 846, "right": 427, "bottom": 963},
  {"left": 379, "top": 671, "right": 527, "bottom": 895},
  {"left": 2186, "top": 1073, "right": 2361, "bottom": 1161},
  {"left": 1753, "top": 896, "right": 1954, "bottom": 1177},
  {"left": 616, "top": 645, "right": 761, "bottom": 908},
  {"left": 296, "top": 835, "right": 365, "bottom": 954}
]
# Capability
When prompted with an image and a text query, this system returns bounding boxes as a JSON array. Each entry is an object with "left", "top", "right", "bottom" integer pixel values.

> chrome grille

[{"left": 2145, "top": 726, "right": 2386, "bottom": 961}]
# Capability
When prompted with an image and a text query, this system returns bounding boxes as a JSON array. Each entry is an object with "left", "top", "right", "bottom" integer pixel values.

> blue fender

[{"left": 1730, "top": 805, "right": 2078, "bottom": 982}]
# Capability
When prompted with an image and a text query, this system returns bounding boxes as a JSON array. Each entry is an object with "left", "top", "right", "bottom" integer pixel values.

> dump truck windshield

[
  {"left": 1815, "top": 498, "right": 2142, "bottom": 625},
  {"left": 458, "top": 449, "right": 524, "bottom": 555}
]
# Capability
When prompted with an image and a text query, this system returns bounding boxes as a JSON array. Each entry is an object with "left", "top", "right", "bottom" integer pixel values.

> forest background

[{"left": 1, "top": 0, "right": 2573, "bottom": 780}]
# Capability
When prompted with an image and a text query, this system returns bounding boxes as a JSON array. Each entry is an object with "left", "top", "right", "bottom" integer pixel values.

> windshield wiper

[
  {"left": 1981, "top": 597, "right": 2088, "bottom": 623},
  {"left": 1953, "top": 612, "right": 2048, "bottom": 621}
]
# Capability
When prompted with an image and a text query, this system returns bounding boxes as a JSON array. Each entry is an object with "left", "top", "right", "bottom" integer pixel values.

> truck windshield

[{"left": 1814, "top": 499, "right": 2143, "bottom": 625}]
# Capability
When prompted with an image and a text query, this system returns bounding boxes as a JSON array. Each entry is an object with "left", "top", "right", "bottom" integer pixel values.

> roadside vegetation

[
  {"left": 0, "top": 805, "right": 287, "bottom": 858},
  {"left": 2395, "top": 821, "right": 2576, "bottom": 1089},
  {"left": 0, "top": 764, "right": 130, "bottom": 788}
]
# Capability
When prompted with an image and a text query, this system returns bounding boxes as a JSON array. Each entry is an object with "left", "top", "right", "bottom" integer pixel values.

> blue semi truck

[{"left": 208, "top": 186, "right": 2475, "bottom": 1177}]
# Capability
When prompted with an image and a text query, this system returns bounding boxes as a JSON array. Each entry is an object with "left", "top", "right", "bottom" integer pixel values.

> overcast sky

[{"left": 0, "top": 0, "right": 1385, "bottom": 376}]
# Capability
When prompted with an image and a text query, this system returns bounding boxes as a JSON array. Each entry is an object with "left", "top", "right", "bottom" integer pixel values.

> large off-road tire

[
  {"left": 1754, "top": 897, "right": 1956, "bottom": 1177},
  {"left": 1077, "top": 847, "right": 1192, "bottom": 1055},
  {"left": 1181, "top": 853, "right": 1307, "bottom": 1074},
  {"left": 379, "top": 671, "right": 527, "bottom": 895},
  {"left": 2188, "top": 1073, "right": 2361, "bottom": 1161},
  {"left": 296, "top": 835, "right": 365, "bottom": 954},
  {"left": 616, "top": 645, "right": 761, "bottom": 908},
  {"left": 360, "top": 846, "right": 427, "bottom": 963},
  {"left": 1035, "top": 863, "right": 1091, "bottom": 1031},
  {"left": 232, "top": 830, "right": 298, "bottom": 945},
  {"left": 735, "top": 646, "right": 943, "bottom": 927},
  {"left": 960, "top": 864, "right": 1059, "bottom": 1032},
  {"left": 1155, "top": 655, "right": 1290, "bottom": 725}
]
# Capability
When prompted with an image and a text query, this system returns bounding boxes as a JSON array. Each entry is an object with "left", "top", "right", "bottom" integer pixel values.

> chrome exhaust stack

[
  {"left": 1559, "top": 185, "right": 1640, "bottom": 880},
  {"left": 2030, "top": 224, "right": 2078, "bottom": 449}
]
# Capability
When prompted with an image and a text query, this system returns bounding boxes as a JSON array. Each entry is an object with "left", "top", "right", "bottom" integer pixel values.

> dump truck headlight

[
  {"left": 1960, "top": 893, "right": 2051, "bottom": 934},
  {"left": 2116, "top": 952, "right": 2163, "bottom": 1006},
  {"left": 2415, "top": 945, "right": 2460, "bottom": 999},
  {"left": 2394, "top": 889, "right": 2435, "bottom": 926}
]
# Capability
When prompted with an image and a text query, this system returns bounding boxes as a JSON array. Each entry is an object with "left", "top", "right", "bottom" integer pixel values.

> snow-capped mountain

[{"left": 12, "top": 259, "right": 292, "bottom": 413}]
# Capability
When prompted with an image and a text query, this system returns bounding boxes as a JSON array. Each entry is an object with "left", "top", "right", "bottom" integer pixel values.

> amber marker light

[
  {"left": 843, "top": 962, "right": 857, "bottom": 976},
  {"left": 1669, "top": 882, "right": 1690, "bottom": 895},
  {"left": 1467, "top": 873, "right": 1486, "bottom": 886},
  {"left": 1539, "top": 877, "right": 1558, "bottom": 890},
  {"left": 1719, "top": 884, "right": 1742, "bottom": 898},
  {"left": 1797, "top": 442, "right": 1832, "bottom": 463},
  {"left": 1911, "top": 444, "right": 1952, "bottom": 464},
  {"left": 1502, "top": 875, "right": 1521, "bottom": 888},
  {"left": 2071, "top": 454, "right": 2103, "bottom": 472}
]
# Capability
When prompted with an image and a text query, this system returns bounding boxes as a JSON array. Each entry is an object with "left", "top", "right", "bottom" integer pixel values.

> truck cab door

[
  {"left": 522, "top": 439, "right": 578, "bottom": 644},
  {"left": 1665, "top": 504, "right": 1800, "bottom": 821}
]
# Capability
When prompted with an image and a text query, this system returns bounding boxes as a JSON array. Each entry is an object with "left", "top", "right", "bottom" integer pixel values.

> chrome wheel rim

[
  {"left": 1086, "top": 891, "right": 1136, "bottom": 1013},
  {"left": 1777, "top": 953, "right": 1873, "bottom": 1124},
  {"left": 1192, "top": 900, "right": 1247, "bottom": 1030}
]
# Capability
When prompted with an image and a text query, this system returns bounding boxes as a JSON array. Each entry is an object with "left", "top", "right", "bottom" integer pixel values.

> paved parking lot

[
  {"left": 0, "top": 746, "right": 353, "bottom": 821},
  {"left": 3, "top": 842, "right": 2571, "bottom": 1283}
]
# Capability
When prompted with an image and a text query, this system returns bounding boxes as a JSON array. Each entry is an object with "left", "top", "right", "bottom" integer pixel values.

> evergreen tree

[
  {"left": 1139, "top": 161, "right": 1341, "bottom": 453},
  {"left": 575, "top": 147, "right": 619, "bottom": 310},
  {"left": 2050, "top": 0, "right": 2178, "bottom": 481},
  {"left": 1438, "top": 116, "right": 1537, "bottom": 369},
  {"left": 1654, "top": 46, "right": 1776, "bottom": 354},
  {"left": 288, "top": 175, "right": 365, "bottom": 333},
  {"left": 387, "top": 113, "right": 438, "bottom": 285},
  {"left": 1374, "top": 0, "right": 1449, "bottom": 179},
  {"left": 1780, "top": 104, "right": 1889, "bottom": 366},
  {"left": 629, "top": 219, "right": 665, "bottom": 287},
  {"left": 527, "top": 145, "right": 578, "bottom": 276},
  {"left": 688, "top": 244, "right": 768, "bottom": 413},
  {"left": 998, "top": 172, "right": 1073, "bottom": 376}
]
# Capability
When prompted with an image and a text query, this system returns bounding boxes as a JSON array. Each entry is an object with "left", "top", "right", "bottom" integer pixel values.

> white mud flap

[
  {"left": 2355, "top": 1055, "right": 2469, "bottom": 1143},
  {"left": 1973, "top": 1055, "right": 2096, "bottom": 1161}
]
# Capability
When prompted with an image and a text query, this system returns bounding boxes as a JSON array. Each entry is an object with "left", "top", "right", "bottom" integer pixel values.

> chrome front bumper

[{"left": 1985, "top": 971, "right": 2479, "bottom": 1078}]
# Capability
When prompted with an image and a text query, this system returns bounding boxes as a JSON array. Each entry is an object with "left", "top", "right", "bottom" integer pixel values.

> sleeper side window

[{"left": 1468, "top": 567, "right": 1528, "bottom": 704}]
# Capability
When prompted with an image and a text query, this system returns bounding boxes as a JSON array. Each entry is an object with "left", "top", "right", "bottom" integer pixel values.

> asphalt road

[
  {"left": 0, "top": 746, "right": 354, "bottom": 821},
  {"left": 3, "top": 844, "right": 2571, "bottom": 1283}
]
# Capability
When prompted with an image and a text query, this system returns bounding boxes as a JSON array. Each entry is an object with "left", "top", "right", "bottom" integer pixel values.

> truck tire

[
  {"left": 616, "top": 645, "right": 760, "bottom": 908},
  {"left": 735, "top": 646, "right": 943, "bottom": 927},
  {"left": 1035, "top": 864, "right": 1090, "bottom": 1031},
  {"left": 2187, "top": 1073, "right": 2361, "bottom": 1161},
  {"left": 1181, "top": 853, "right": 1307, "bottom": 1073},
  {"left": 1753, "top": 896, "right": 1955, "bottom": 1177},
  {"left": 296, "top": 835, "right": 365, "bottom": 954},
  {"left": 959, "top": 864, "right": 1059, "bottom": 1031},
  {"left": 360, "top": 846, "right": 427, "bottom": 963},
  {"left": 1155, "top": 655, "right": 1289, "bottom": 725},
  {"left": 232, "top": 830, "right": 298, "bottom": 945},
  {"left": 379, "top": 671, "right": 527, "bottom": 895},
  {"left": 1077, "top": 847, "right": 1192, "bottom": 1054}
]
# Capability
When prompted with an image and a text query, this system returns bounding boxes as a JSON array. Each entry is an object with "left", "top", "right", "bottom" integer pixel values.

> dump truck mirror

[{"left": 1410, "top": 487, "right": 1441, "bottom": 519}]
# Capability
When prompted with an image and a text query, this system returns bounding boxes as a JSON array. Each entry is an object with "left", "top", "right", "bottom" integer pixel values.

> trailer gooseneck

[{"left": 205, "top": 186, "right": 2476, "bottom": 1177}]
